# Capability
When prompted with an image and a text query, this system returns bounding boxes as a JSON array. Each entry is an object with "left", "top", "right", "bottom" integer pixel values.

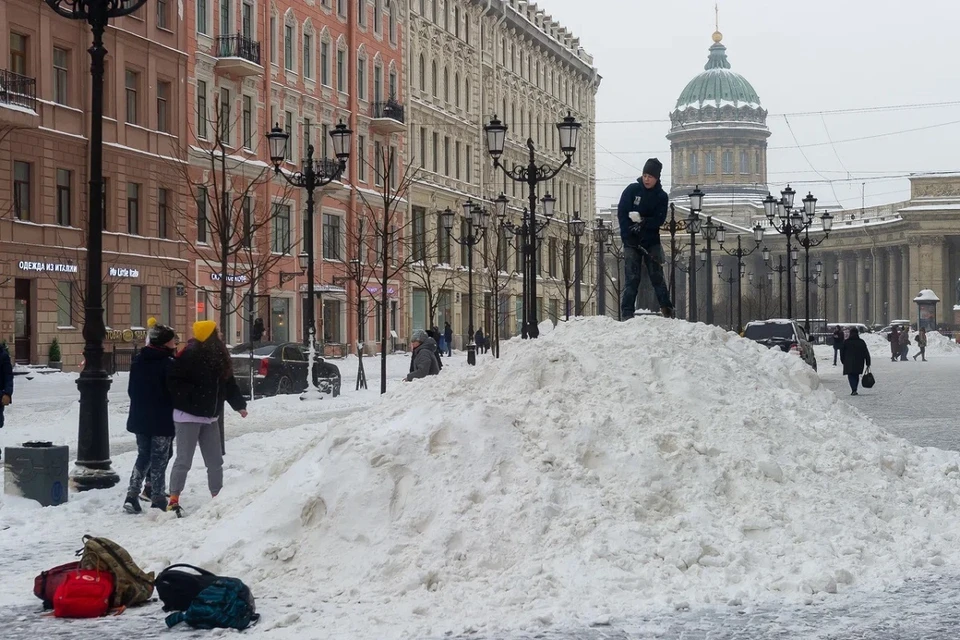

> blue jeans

[{"left": 620, "top": 245, "right": 672, "bottom": 319}]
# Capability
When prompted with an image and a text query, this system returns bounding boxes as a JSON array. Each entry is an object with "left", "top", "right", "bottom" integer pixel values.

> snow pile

[
  {"left": 4, "top": 319, "right": 960, "bottom": 639},
  {"left": 148, "top": 317, "right": 960, "bottom": 637},
  {"left": 924, "top": 331, "right": 960, "bottom": 357}
]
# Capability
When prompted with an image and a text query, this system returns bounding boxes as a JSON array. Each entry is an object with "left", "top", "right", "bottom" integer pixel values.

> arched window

[
  {"left": 431, "top": 60, "right": 438, "bottom": 97},
  {"left": 739, "top": 149, "right": 749, "bottom": 174},
  {"left": 454, "top": 72, "right": 461, "bottom": 107},
  {"left": 464, "top": 78, "right": 471, "bottom": 112},
  {"left": 419, "top": 54, "right": 425, "bottom": 91},
  {"left": 705, "top": 151, "right": 716, "bottom": 174},
  {"left": 443, "top": 66, "right": 449, "bottom": 103}
]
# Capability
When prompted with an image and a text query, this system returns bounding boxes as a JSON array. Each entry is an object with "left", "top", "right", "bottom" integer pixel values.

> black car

[
  {"left": 743, "top": 319, "right": 818, "bottom": 371},
  {"left": 231, "top": 342, "right": 341, "bottom": 398}
]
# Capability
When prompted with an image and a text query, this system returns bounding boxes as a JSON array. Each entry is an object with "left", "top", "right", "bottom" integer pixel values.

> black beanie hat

[
  {"left": 149, "top": 324, "right": 177, "bottom": 347},
  {"left": 642, "top": 157, "right": 663, "bottom": 180}
]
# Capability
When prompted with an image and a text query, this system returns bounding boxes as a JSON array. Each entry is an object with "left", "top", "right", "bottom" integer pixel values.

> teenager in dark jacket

[
  {"left": 617, "top": 158, "right": 674, "bottom": 319},
  {"left": 840, "top": 327, "right": 871, "bottom": 396},
  {"left": 0, "top": 343, "right": 13, "bottom": 444},
  {"left": 123, "top": 324, "right": 177, "bottom": 513},
  {"left": 166, "top": 321, "right": 247, "bottom": 516},
  {"left": 443, "top": 322, "right": 453, "bottom": 356}
]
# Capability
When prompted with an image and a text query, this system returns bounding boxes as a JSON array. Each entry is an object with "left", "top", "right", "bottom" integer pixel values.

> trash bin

[{"left": 3, "top": 441, "right": 69, "bottom": 506}]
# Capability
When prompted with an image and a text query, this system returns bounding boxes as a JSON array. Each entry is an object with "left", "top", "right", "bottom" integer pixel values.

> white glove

[{"left": 628, "top": 211, "right": 642, "bottom": 223}]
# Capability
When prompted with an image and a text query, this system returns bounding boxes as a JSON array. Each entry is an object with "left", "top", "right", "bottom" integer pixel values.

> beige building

[
  {"left": 1, "top": 2, "right": 189, "bottom": 367},
  {"left": 405, "top": 0, "right": 600, "bottom": 346}
]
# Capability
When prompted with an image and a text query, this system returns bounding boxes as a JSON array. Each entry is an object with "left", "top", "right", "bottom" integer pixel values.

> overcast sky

[{"left": 539, "top": 0, "right": 960, "bottom": 211}]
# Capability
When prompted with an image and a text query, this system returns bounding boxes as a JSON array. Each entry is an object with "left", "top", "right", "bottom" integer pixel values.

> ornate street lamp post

[
  {"left": 267, "top": 121, "right": 351, "bottom": 397},
  {"left": 812, "top": 264, "right": 839, "bottom": 329},
  {"left": 660, "top": 203, "right": 691, "bottom": 304},
  {"left": 442, "top": 202, "right": 490, "bottom": 365},
  {"left": 570, "top": 212, "right": 586, "bottom": 317},
  {"left": 716, "top": 260, "right": 742, "bottom": 330},
  {"left": 686, "top": 187, "right": 706, "bottom": 322},
  {"left": 593, "top": 219, "right": 612, "bottom": 317},
  {"left": 796, "top": 214, "right": 834, "bottom": 334},
  {"left": 44, "top": 0, "right": 149, "bottom": 490},
  {"left": 484, "top": 113, "right": 580, "bottom": 338},
  {"left": 716, "top": 223, "right": 765, "bottom": 333},
  {"left": 763, "top": 248, "right": 791, "bottom": 318}
]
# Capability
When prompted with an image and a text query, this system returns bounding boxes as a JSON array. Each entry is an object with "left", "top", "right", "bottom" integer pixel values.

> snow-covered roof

[{"left": 914, "top": 289, "right": 941, "bottom": 302}]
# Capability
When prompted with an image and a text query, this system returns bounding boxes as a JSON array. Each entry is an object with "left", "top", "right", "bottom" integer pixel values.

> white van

[{"left": 825, "top": 322, "right": 869, "bottom": 343}]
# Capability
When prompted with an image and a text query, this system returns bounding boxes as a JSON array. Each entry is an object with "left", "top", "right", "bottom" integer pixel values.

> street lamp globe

[
  {"left": 484, "top": 115, "right": 507, "bottom": 161},
  {"left": 816, "top": 260, "right": 824, "bottom": 275},
  {"left": 749, "top": 272, "right": 755, "bottom": 284},
  {"left": 476, "top": 206, "right": 490, "bottom": 231},
  {"left": 703, "top": 216, "right": 718, "bottom": 241},
  {"left": 715, "top": 224, "right": 726, "bottom": 245},
  {"left": 557, "top": 112, "right": 582, "bottom": 158},
  {"left": 792, "top": 262, "right": 800, "bottom": 274},
  {"left": 330, "top": 120, "right": 353, "bottom": 161},
  {"left": 441, "top": 207, "right": 456, "bottom": 231},
  {"left": 781, "top": 184, "right": 796, "bottom": 209},
  {"left": 541, "top": 193, "right": 556, "bottom": 218},
  {"left": 267, "top": 124, "right": 289, "bottom": 168},
  {"left": 594, "top": 219, "right": 611, "bottom": 244},
  {"left": 833, "top": 269, "right": 839, "bottom": 282},
  {"left": 803, "top": 192, "right": 817, "bottom": 219},
  {"left": 762, "top": 246, "right": 771, "bottom": 262},
  {"left": 821, "top": 210, "right": 834, "bottom": 231},
  {"left": 767, "top": 271, "right": 773, "bottom": 282},
  {"left": 495, "top": 192, "right": 509, "bottom": 220},
  {"left": 753, "top": 223, "right": 765, "bottom": 244},
  {"left": 571, "top": 212, "right": 586, "bottom": 238},
  {"left": 689, "top": 186, "right": 705, "bottom": 212},
  {"left": 298, "top": 251, "right": 310, "bottom": 271},
  {"left": 790, "top": 247, "right": 799, "bottom": 263},
  {"left": 689, "top": 213, "right": 702, "bottom": 235},
  {"left": 462, "top": 199, "right": 474, "bottom": 220},
  {"left": 699, "top": 248, "right": 707, "bottom": 264},
  {"left": 763, "top": 194, "right": 777, "bottom": 220},
  {"left": 716, "top": 261, "right": 723, "bottom": 276}
]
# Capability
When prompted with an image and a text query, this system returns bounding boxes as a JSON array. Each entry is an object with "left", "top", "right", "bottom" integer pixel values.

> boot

[
  {"left": 660, "top": 306, "right": 675, "bottom": 318},
  {"left": 123, "top": 493, "right": 142, "bottom": 514}
]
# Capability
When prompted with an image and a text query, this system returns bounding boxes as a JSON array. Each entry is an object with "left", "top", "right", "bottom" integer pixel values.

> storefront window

[
  {"left": 323, "top": 299, "right": 342, "bottom": 343},
  {"left": 271, "top": 297, "right": 290, "bottom": 343}
]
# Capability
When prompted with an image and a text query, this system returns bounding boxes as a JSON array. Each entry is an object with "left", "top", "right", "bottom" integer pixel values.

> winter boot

[
  {"left": 123, "top": 493, "right": 142, "bottom": 514},
  {"left": 167, "top": 495, "right": 184, "bottom": 518},
  {"left": 140, "top": 483, "right": 152, "bottom": 502},
  {"left": 660, "top": 306, "right": 675, "bottom": 318}
]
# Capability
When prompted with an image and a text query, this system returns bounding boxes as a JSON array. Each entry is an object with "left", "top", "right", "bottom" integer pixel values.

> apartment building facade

[
  {"left": 406, "top": 0, "right": 599, "bottom": 346},
  {"left": 0, "top": 1, "right": 189, "bottom": 367}
]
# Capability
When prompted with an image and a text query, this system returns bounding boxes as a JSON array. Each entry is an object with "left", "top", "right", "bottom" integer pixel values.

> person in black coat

[
  {"left": 840, "top": 327, "right": 871, "bottom": 396},
  {"left": 123, "top": 324, "right": 177, "bottom": 513},
  {"left": 0, "top": 342, "right": 13, "bottom": 430},
  {"left": 443, "top": 322, "right": 453, "bottom": 357},
  {"left": 831, "top": 326, "right": 845, "bottom": 366},
  {"left": 252, "top": 317, "right": 265, "bottom": 342},
  {"left": 166, "top": 321, "right": 247, "bottom": 515}
]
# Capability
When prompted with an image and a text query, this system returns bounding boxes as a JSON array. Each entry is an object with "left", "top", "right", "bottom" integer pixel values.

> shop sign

[
  {"left": 108, "top": 266, "right": 140, "bottom": 278},
  {"left": 211, "top": 272, "right": 249, "bottom": 284},
  {"left": 365, "top": 286, "right": 396, "bottom": 295},
  {"left": 106, "top": 328, "right": 147, "bottom": 343},
  {"left": 18, "top": 260, "right": 78, "bottom": 274}
]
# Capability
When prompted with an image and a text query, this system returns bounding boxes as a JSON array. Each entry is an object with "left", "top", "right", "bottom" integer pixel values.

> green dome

[{"left": 674, "top": 40, "right": 761, "bottom": 111}]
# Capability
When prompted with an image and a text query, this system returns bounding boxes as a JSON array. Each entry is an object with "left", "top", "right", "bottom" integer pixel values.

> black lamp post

[
  {"left": 44, "top": 0, "right": 148, "bottom": 490},
  {"left": 661, "top": 203, "right": 691, "bottom": 304},
  {"left": 497, "top": 193, "right": 554, "bottom": 337},
  {"left": 686, "top": 186, "right": 706, "bottom": 322},
  {"left": 813, "top": 264, "right": 838, "bottom": 327},
  {"left": 442, "top": 201, "right": 489, "bottom": 365},
  {"left": 593, "top": 219, "right": 612, "bottom": 317},
  {"left": 763, "top": 186, "right": 833, "bottom": 323},
  {"left": 570, "top": 212, "right": 586, "bottom": 317},
  {"left": 748, "top": 271, "right": 766, "bottom": 321},
  {"left": 701, "top": 216, "right": 719, "bottom": 324},
  {"left": 267, "top": 121, "right": 352, "bottom": 397},
  {"left": 763, "top": 249, "right": 790, "bottom": 318},
  {"left": 716, "top": 223, "right": 765, "bottom": 333},
  {"left": 484, "top": 112, "right": 580, "bottom": 338},
  {"left": 795, "top": 217, "right": 834, "bottom": 334},
  {"left": 716, "top": 260, "right": 743, "bottom": 330}
]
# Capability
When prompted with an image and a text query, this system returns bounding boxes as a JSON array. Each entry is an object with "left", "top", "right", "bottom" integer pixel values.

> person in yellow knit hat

[{"left": 165, "top": 320, "right": 247, "bottom": 516}]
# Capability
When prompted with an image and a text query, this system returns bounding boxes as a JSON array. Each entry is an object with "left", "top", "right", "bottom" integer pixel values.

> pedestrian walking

[
  {"left": 840, "top": 327, "right": 871, "bottom": 396},
  {"left": 832, "top": 325, "right": 845, "bottom": 366},
  {"left": 123, "top": 324, "right": 178, "bottom": 514},
  {"left": 898, "top": 327, "right": 910, "bottom": 361},
  {"left": 474, "top": 328, "right": 486, "bottom": 354},
  {"left": 616, "top": 158, "right": 675, "bottom": 319},
  {"left": 0, "top": 341, "right": 13, "bottom": 455},
  {"left": 913, "top": 328, "right": 928, "bottom": 361},
  {"left": 887, "top": 326, "right": 900, "bottom": 362},
  {"left": 405, "top": 329, "right": 441, "bottom": 381},
  {"left": 251, "top": 317, "right": 265, "bottom": 343},
  {"left": 443, "top": 322, "right": 453, "bottom": 357},
  {"left": 166, "top": 321, "right": 247, "bottom": 517}
]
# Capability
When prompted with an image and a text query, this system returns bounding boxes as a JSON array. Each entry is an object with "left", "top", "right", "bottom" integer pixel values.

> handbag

[{"left": 861, "top": 367, "right": 876, "bottom": 389}]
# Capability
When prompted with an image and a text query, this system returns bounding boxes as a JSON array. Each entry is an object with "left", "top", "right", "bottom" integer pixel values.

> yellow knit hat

[
  {"left": 147, "top": 316, "right": 157, "bottom": 329},
  {"left": 193, "top": 320, "right": 217, "bottom": 343}
]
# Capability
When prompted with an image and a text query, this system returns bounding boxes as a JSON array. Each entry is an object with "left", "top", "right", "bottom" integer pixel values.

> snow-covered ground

[{"left": 3, "top": 319, "right": 960, "bottom": 640}]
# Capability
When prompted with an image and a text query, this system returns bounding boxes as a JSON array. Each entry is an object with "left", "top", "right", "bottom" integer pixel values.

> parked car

[
  {"left": 744, "top": 319, "right": 818, "bottom": 371},
  {"left": 231, "top": 342, "right": 341, "bottom": 398},
  {"left": 878, "top": 320, "right": 913, "bottom": 336}
]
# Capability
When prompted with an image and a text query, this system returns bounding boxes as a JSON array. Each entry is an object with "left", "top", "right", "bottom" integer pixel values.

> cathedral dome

[{"left": 672, "top": 34, "right": 764, "bottom": 120}]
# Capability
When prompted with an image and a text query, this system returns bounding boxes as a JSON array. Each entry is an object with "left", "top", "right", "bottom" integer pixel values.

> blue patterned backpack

[{"left": 164, "top": 574, "right": 260, "bottom": 630}]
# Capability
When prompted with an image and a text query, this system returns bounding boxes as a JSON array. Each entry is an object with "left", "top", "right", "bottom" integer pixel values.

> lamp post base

[
  {"left": 467, "top": 343, "right": 476, "bottom": 366},
  {"left": 71, "top": 463, "right": 120, "bottom": 492},
  {"left": 299, "top": 385, "right": 328, "bottom": 402},
  {"left": 72, "top": 371, "right": 118, "bottom": 491}
]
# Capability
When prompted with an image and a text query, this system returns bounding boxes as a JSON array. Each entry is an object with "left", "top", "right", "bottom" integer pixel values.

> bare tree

[
  {"left": 405, "top": 212, "right": 457, "bottom": 331},
  {"left": 353, "top": 145, "right": 420, "bottom": 394},
  {"left": 605, "top": 236, "right": 626, "bottom": 321},
  {"left": 339, "top": 214, "right": 381, "bottom": 390},
  {"left": 163, "top": 104, "right": 296, "bottom": 338},
  {"left": 548, "top": 215, "right": 597, "bottom": 321},
  {"left": 476, "top": 223, "right": 517, "bottom": 358}
]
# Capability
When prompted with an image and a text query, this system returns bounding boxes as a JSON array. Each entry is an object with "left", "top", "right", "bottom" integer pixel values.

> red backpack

[
  {"left": 53, "top": 570, "right": 114, "bottom": 618},
  {"left": 33, "top": 561, "right": 81, "bottom": 610}
]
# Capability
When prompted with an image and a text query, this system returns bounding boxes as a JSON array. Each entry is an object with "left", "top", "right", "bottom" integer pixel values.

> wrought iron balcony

[
  {"left": 371, "top": 99, "right": 405, "bottom": 133},
  {"left": 0, "top": 69, "right": 38, "bottom": 127},
  {"left": 214, "top": 34, "right": 262, "bottom": 76}
]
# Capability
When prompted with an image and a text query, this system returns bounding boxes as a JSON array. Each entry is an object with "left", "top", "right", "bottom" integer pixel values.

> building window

[
  {"left": 418, "top": 55, "right": 425, "bottom": 91},
  {"left": 358, "top": 134, "right": 366, "bottom": 182},
  {"left": 432, "top": 132, "right": 438, "bottom": 172},
  {"left": 443, "top": 66, "right": 449, "bottom": 102},
  {"left": 303, "top": 32, "right": 313, "bottom": 79},
  {"left": 443, "top": 136, "right": 450, "bottom": 176},
  {"left": 373, "top": 140, "right": 382, "bottom": 185},
  {"left": 323, "top": 300, "right": 341, "bottom": 343},
  {"left": 454, "top": 140, "right": 461, "bottom": 180},
  {"left": 126, "top": 182, "right": 140, "bottom": 235},
  {"left": 373, "top": 63, "right": 382, "bottom": 104},
  {"left": 272, "top": 203, "right": 291, "bottom": 253},
  {"left": 548, "top": 238, "right": 558, "bottom": 278},
  {"left": 740, "top": 149, "right": 749, "bottom": 174},
  {"left": 160, "top": 286, "right": 175, "bottom": 325},
  {"left": 389, "top": 1, "right": 396, "bottom": 42},
  {"left": 431, "top": 0, "right": 437, "bottom": 22},
  {"left": 374, "top": 0, "right": 382, "bottom": 33},
  {"left": 412, "top": 206, "right": 426, "bottom": 261},
  {"left": 197, "top": 80, "right": 208, "bottom": 139},
  {"left": 242, "top": 1, "right": 253, "bottom": 38},
  {"left": 420, "top": 126, "right": 426, "bottom": 168},
  {"left": 270, "top": 15, "right": 277, "bottom": 63},
  {"left": 431, "top": 60, "right": 438, "bottom": 97},
  {"left": 158, "top": 187, "right": 170, "bottom": 239},
  {"left": 197, "top": 0, "right": 208, "bottom": 34},
  {"left": 220, "top": 87, "right": 231, "bottom": 144},
  {"left": 320, "top": 41, "right": 330, "bottom": 85},
  {"left": 284, "top": 110, "right": 293, "bottom": 159},
  {"left": 13, "top": 161, "right": 30, "bottom": 220},
  {"left": 284, "top": 24, "right": 294, "bottom": 71},
  {"left": 357, "top": 55, "right": 366, "bottom": 100},
  {"left": 57, "top": 281, "right": 73, "bottom": 327},
  {"left": 242, "top": 95, "right": 253, "bottom": 148},
  {"left": 156, "top": 80, "right": 170, "bottom": 133},
  {"left": 705, "top": 151, "right": 715, "bottom": 174},
  {"left": 338, "top": 0, "right": 346, "bottom": 16},
  {"left": 220, "top": 0, "right": 231, "bottom": 37},
  {"left": 241, "top": 195, "right": 253, "bottom": 248},
  {"left": 323, "top": 214, "right": 341, "bottom": 259},
  {"left": 56, "top": 169, "right": 71, "bottom": 226},
  {"left": 157, "top": 0, "right": 171, "bottom": 31},
  {"left": 336, "top": 49, "right": 346, "bottom": 92},
  {"left": 197, "top": 186, "right": 208, "bottom": 243},
  {"left": 9, "top": 33, "right": 27, "bottom": 76},
  {"left": 358, "top": 0, "right": 366, "bottom": 26},
  {"left": 688, "top": 151, "right": 698, "bottom": 177},
  {"left": 130, "top": 285, "right": 144, "bottom": 328},
  {"left": 453, "top": 72, "right": 460, "bottom": 107},
  {"left": 53, "top": 47, "right": 69, "bottom": 105},
  {"left": 389, "top": 69, "right": 397, "bottom": 98},
  {"left": 465, "top": 144, "right": 472, "bottom": 183},
  {"left": 125, "top": 69, "right": 139, "bottom": 125},
  {"left": 722, "top": 150, "right": 733, "bottom": 174},
  {"left": 437, "top": 212, "right": 451, "bottom": 263},
  {"left": 464, "top": 78, "right": 470, "bottom": 112}
]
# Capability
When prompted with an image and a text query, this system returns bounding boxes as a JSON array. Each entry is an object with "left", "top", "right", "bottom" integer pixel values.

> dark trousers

[
  {"left": 915, "top": 346, "right": 926, "bottom": 360},
  {"left": 847, "top": 374, "right": 860, "bottom": 393},
  {"left": 833, "top": 345, "right": 841, "bottom": 365},
  {"left": 620, "top": 245, "right": 672, "bottom": 319},
  {"left": 127, "top": 434, "right": 174, "bottom": 505}
]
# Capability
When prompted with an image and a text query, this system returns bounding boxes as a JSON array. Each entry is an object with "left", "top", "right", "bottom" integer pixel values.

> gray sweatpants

[{"left": 169, "top": 421, "right": 223, "bottom": 496}]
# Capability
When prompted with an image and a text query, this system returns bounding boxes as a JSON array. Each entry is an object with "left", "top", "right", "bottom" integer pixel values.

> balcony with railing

[
  {"left": 214, "top": 34, "right": 262, "bottom": 76},
  {"left": 371, "top": 99, "right": 405, "bottom": 134},
  {"left": 0, "top": 69, "right": 38, "bottom": 127}
]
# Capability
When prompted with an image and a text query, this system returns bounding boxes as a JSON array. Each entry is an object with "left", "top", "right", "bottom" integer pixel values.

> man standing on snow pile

[{"left": 617, "top": 158, "right": 675, "bottom": 319}]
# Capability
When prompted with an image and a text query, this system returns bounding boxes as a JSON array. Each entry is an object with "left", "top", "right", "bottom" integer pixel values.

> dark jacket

[
  {"left": 832, "top": 328, "right": 845, "bottom": 348},
  {"left": 474, "top": 329, "right": 485, "bottom": 346},
  {"left": 406, "top": 337, "right": 441, "bottom": 381},
  {"left": 887, "top": 328, "right": 900, "bottom": 353},
  {"left": 168, "top": 340, "right": 246, "bottom": 419},
  {"left": 0, "top": 345, "right": 13, "bottom": 428},
  {"left": 251, "top": 319, "right": 265, "bottom": 341},
  {"left": 443, "top": 324, "right": 453, "bottom": 343},
  {"left": 840, "top": 335, "right": 871, "bottom": 376},
  {"left": 617, "top": 178, "right": 668, "bottom": 248},
  {"left": 127, "top": 345, "right": 176, "bottom": 437}
]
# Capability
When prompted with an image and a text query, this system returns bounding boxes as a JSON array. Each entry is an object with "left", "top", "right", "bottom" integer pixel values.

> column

[
  {"left": 887, "top": 248, "right": 898, "bottom": 324},
  {"left": 836, "top": 252, "right": 846, "bottom": 322},
  {"left": 901, "top": 246, "right": 911, "bottom": 320},
  {"left": 852, "top": 252, "right": 863, "bottom": 322}
]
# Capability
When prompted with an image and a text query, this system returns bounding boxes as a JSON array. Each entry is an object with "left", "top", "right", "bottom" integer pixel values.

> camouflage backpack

[{"left": 78, "top": 535, "right": 155, "bottom": 608}]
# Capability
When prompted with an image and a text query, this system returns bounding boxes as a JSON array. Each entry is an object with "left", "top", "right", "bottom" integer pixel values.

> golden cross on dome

[{"left": 712, "top": 2, "right": 723, "bottom": 43}]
